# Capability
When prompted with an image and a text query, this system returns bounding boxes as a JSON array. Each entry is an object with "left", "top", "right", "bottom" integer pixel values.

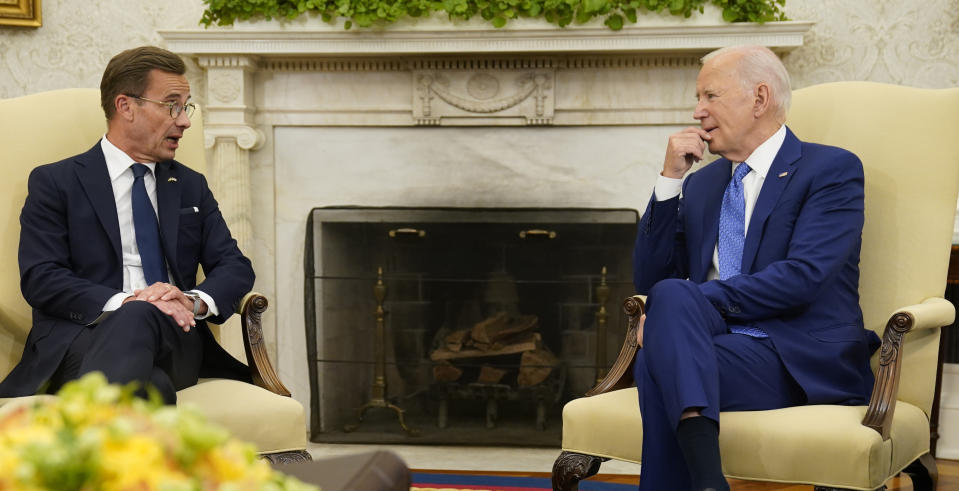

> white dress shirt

[
  {"left": 652, "top": 125, "right": 787, "bottom": 280},
  {"left": 97, "top": 136, "right": 217, "bottom": 321}
]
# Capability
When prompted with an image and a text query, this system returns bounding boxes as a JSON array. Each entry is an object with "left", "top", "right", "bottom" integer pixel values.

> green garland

[{"left": 200, "top": 0, "right": 786, "bottom": 31}]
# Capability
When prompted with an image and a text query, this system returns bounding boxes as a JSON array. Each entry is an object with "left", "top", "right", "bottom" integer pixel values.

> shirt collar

[
  {"left": 738, "top": 124, "right": 787, "bottom": 179},
  {"left": 100, "top": 135, "right": 156, "bottom": 182}
]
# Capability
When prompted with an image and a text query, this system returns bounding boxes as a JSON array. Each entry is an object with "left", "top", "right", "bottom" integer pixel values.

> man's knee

[
  {"left": 98, "top": 301, "right": 167, "bottom": 339},
  {"left": 648, "top": 278, "right": 701, "bottom": 307},
  {"left": 114, "top": 299, "right": 163, "bottom": 318}
]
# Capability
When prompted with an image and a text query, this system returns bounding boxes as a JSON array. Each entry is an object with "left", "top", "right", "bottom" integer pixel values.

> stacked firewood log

[{"left": 430, "top": 312, "right": 559, "bottom": 387}]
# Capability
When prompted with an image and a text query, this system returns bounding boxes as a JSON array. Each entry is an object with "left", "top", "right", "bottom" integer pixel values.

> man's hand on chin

[{"left": 663, "top": 127, "right": 711, "bottom": 179}]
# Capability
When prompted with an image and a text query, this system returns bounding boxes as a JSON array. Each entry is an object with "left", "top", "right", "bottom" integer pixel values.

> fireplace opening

[{"left": 305, "top": 207, "right": 637, "bottom": 445}]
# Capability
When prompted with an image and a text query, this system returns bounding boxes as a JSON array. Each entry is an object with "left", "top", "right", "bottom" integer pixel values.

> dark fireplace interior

[{"left": 305, "top": 207, "right": 637, "bottom": 445}]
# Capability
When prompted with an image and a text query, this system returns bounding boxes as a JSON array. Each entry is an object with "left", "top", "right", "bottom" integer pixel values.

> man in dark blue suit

[
  {"left": 0, "top": 46, "right": 254, "bottom": 404},
  {"left": 631, "top": 45, "right": 880, "bottom": 490}
]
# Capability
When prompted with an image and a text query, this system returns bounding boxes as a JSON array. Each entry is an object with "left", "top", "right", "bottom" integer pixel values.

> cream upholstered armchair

[
  {"left": 0, "top": 88, "right": 309, "bottom": 463},
  {"left": 552, "top": 81, "right": 959, "bottom": 490}
]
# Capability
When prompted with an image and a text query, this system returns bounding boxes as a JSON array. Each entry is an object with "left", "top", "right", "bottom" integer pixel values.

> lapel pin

[
  {"left": 167, "top": 177, "right": 177, "bottom": 182},
  {"left": 778, "top": 171, "right": 788, "bottom": 178}
]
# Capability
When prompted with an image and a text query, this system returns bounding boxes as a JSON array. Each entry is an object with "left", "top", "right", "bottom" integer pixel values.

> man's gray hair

[{"left": 702, "top": 45, "right": 792, "bottom": 120}]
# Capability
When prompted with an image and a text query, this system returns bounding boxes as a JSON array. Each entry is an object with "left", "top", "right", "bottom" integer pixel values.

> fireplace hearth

[{"left": 305, "top": 207, "right": 637, "bottom": 445}]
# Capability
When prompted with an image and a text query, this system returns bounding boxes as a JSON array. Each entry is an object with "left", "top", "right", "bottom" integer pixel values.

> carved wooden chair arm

[
  {"left": 238, "top": 292, "right": 292, "bottom": 397},
  {"left": 585, "top": 295, "right": 646, "bottom": 396},
  {"left": 861, "top": 297, "right": 954, "bottom": 440}
]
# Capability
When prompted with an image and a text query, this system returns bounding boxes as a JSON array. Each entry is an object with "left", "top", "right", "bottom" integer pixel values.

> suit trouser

[
  {"left": 50, "top": 300, "right": 203, "bottom": 404},
  {"left": 633, "top": 279, "right": 805, "bottom": 490}
]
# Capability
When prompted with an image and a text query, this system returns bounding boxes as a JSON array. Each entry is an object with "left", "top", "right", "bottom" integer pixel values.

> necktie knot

[
  {"left": 131, "top": 163, "right": 150, "bottom": 179},
  {"left": 733, "top": 162, "right": 751, "bottom": 183}
]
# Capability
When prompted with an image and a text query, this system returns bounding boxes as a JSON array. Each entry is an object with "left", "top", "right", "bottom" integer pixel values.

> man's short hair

[
  {"left": 100, "top": 46, "right": 186, "bottom": 120},
  {"left": 702, "top": 45, "right": 792, "bottom": 120}
]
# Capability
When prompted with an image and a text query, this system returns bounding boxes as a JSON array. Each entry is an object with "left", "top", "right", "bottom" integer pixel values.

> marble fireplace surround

[{"left": 160, "top": 14, "right": 812, "bottom": 431}]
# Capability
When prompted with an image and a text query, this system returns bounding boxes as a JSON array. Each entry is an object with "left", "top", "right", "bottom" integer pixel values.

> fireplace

[
  {"left": 160, "top": 15, "right": 810, "bottom": 438},
  {"left": 305, "top": 207, "right": 636, "bottom": 444}
]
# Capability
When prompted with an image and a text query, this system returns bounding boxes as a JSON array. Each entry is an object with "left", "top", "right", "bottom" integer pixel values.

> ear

[
  {"left": 114, "top": 94, "right": 136, "bottom": 122},
  {"left": 753, "top": 83, "right": 771, "bottom": 118}
]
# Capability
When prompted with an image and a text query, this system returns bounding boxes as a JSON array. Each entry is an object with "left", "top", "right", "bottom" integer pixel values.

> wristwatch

[{"left": 184, "top": 292, "right": 203, "bottom": 316}]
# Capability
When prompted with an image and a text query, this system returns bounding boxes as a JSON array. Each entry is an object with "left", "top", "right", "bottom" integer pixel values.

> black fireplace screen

[{"left": 305, "top": 207, "right": 637, "bottom": 445}]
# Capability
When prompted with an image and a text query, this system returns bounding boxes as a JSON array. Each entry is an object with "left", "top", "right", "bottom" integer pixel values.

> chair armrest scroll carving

[
  {"left": 239, "top": 292, "right": 292, "bottom": 397},
  {"left": 585, "top": 295, "right": 646, "bottom": 396},
  {"left": 861, "top": 297, "right": 955, "bottom": 439}
]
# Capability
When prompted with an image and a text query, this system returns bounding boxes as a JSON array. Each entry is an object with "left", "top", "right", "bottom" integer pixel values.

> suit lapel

[
  {"left": 155, "top": 161, "right": 183, "bottom": 288},
  {"left": 697, "top": 160, "right": 731, "bottom": 280},
  {"left": 742, "top": 128, "right": 802, "bottom": 274},
  {"left": 74, "top": 144, "right": 122, "bottom": 263}
]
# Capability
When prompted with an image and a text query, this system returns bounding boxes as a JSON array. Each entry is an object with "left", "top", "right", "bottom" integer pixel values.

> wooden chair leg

[
  {"left": 551, "top": 451, "right": 607, "bottom": 491},
  {"left": 902, "top": 452, "right": 937, "bottom": 491}
]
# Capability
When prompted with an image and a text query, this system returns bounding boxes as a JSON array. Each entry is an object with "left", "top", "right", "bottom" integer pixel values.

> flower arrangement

[{"left": 0, "top": 373, "right": 318, "bottom": 490}]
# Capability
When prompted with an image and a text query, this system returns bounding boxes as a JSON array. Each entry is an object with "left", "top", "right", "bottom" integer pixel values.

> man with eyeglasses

[{"left": 0, "top": 46, "right": 255, "bottom": 404}]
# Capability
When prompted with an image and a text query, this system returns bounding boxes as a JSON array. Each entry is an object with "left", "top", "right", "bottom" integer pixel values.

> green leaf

[
  {"left": 604, "top": 13, "right": 623, "bottom": 29},
  {"left": 491, "top": 15, "right": 507, "bottom": 26},
  {"left": 582, "top": 0, "right": 606, "bottom": 14},
  {"left": 722, "top": 6, "right": 738, "bottom": 22}
]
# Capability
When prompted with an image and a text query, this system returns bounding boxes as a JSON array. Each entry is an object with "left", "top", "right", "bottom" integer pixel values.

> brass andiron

[
  {"left": 343, "top": 267, "right": 418, "bottom": 436},
  {"left": 595, "top": 266, "right": 610, "bottom": 385}
]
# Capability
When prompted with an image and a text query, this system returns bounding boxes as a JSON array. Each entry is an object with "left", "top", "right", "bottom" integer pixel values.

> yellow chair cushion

[
  {"left": 562, "top": 387, "right": 643, "bottom": 464},
  {"left": 0, "top": 380, "right": 307, "bottom": 456},
  {"left": 720, "top": 403, "right": 927, "bottom": 490},
  {"left": 177, "top": 379, "right": 307, "bottom": 454},
  {"left": 562, "top": 388, "right": 930, "bottom": 490}
]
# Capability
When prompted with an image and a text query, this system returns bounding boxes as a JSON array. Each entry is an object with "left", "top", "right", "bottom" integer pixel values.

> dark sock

[{"left": 675, "top": 416, "right": 730, "bottom": 491}]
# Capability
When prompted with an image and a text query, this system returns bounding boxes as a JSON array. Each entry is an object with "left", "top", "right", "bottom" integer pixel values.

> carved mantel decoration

[{"left": 412, "top": 63, "right": 554, "bottom": 125}]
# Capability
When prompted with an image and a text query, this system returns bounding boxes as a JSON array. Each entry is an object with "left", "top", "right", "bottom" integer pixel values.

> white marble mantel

[{"left": 159, "top": 14, "right": 812, "bottom": 431}]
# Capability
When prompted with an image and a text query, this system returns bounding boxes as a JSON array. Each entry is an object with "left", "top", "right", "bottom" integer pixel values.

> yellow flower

[{"left": 0, "top": 373, "right": 318, "bottom": 491}]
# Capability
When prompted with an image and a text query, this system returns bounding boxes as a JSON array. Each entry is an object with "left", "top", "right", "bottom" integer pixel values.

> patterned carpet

[{"left": 411, "top": 472, "right": 634, "bottom": 491}]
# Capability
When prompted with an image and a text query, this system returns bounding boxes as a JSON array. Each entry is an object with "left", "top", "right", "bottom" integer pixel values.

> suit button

[
  {"left": 728, "top": 305, "right": 741, "bottom": 314},
  {"left": 70, "top": 312, "right": 81, "bottom": 321}
]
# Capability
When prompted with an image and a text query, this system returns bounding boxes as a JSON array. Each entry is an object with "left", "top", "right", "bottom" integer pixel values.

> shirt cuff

[
  {"left": 654, "top": 174, "right": 683, "bottom": 201},
  {"left": 188, "top": 290, "right": 219, "bottom": 319}
]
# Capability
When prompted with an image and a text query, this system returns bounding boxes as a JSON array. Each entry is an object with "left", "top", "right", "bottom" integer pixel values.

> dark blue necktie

[
  {"left": 718, "top": 162, "right": 767, "bottom": 338},
  {"left": 131, "top": 163, "right": 168, "bottom": 285}
]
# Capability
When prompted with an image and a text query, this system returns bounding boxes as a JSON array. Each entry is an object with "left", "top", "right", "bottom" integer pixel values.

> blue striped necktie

[
  {"left": 718, "top": 162, "right": 767, "bottom": 338},
  {"left": 130, "top": 163, "right": 168, "bottom": 285}
]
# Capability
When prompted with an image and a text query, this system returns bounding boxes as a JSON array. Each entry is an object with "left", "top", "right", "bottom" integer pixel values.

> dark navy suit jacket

[
  {"left": 0, "top": 142, "right": 254, "bottom": 397},
  {"left": 633, "top": 127, "right": 879, "bottom": 406}
]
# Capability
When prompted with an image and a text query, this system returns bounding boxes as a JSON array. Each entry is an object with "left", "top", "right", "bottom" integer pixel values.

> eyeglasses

[{"left": 126, "top": 94, "right": 196, "bottom": 119}]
